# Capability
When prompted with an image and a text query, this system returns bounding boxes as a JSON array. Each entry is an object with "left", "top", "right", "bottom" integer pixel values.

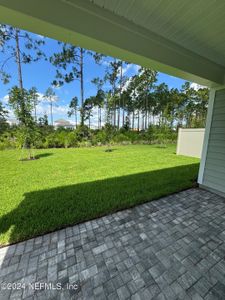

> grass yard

[{"left": 0, "top": 144, "right": 199, "bottom": 245}]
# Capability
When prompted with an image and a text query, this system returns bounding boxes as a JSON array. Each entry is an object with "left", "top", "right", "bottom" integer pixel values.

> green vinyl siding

[{"left": 203, "top": 89, "right": 225, "bottom": 194}]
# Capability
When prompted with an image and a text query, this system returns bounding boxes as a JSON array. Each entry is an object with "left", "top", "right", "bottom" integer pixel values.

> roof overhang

[{"left": 0, "top": 0, "right": 225, "bottom": 87}]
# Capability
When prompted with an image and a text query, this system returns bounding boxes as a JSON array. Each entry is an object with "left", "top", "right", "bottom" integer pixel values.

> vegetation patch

[{"left": 0, "top": 145, "right": 199, "bottom": 245}]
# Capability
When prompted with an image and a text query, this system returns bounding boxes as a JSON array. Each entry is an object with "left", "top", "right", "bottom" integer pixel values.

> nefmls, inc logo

[{"left": 28, "top": 282, "right": 79, "bottom": 290}]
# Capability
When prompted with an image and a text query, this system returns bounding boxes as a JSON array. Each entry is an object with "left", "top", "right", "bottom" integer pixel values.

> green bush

[
  {"left": 112, "top": 133, "right": 130, "bottom": 144},
  {"left": 0, "top": 124, "right": 178, "bottom": 149},
  {"left": 78, "top": 141, "right": 92, "bottom": 147},
  {"left": 67, "top": 132, "right": 78, "bottom": 147},
  {"left": 91, "top": 130, "right": 107, "bottom": 145},
  {"left": 146, "top": 125, "right": 177, "bottom": 145},
  {"left": 75, "top": 125, "right": 91, "bottom": 142},
  {"left": 0, "top": 131, "right": 17, "bottom": 150}
]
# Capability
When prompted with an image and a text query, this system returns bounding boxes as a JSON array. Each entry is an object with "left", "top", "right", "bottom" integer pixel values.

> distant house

[
  {"left": 7, "top": 119, "right": 18, "bottom": 126},
  {"left": 54, "top": 119, "right": 74, "bottom": 129}
]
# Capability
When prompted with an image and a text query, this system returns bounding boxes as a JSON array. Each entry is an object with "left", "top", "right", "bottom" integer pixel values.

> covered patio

[
  {"left": 0, "top": 0, "right": 225, "bottom": 299},
  {"left": 0, "top": 188, "right": 225, "bottom": 299}
]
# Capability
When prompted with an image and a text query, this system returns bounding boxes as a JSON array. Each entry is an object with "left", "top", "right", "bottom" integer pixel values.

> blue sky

[{"left": 0, "top": 31, "right": 187, "bottom": 124}]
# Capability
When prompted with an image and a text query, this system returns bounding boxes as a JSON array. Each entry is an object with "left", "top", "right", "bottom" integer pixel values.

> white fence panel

[{"left": 176, "top": 128, "right": 205, "bottom": 158}]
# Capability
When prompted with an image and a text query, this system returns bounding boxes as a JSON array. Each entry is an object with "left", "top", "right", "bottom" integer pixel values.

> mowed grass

[{"left": 0, "top": 145, "right": 199, "bottom": 245}]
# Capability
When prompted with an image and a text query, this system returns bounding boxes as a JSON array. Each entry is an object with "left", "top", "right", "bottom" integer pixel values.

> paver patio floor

[{"left": 0, "top": 188, "right": 225, "bottom": 300}]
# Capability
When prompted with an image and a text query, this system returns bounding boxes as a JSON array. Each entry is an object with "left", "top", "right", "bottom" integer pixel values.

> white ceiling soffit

[
  {"left": 91, "top": 0, "right": 225, "bottom": 68},
  {"left": 0, "top": 0, "right": 224, "bottom": 87}
]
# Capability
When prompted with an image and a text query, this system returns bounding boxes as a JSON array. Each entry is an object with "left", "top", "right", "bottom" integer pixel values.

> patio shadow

[{"left": 0, "top": 163, "right": 199, "bottom": 245}]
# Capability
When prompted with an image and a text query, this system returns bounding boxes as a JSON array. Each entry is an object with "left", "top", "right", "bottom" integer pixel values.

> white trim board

[{"left": 198, "top": 89, "right": 216, "bottom": 184}]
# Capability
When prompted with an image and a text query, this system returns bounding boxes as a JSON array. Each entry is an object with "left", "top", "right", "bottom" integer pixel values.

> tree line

[{"left": 0, "top": 24, "right": 209, "bottom": 156}]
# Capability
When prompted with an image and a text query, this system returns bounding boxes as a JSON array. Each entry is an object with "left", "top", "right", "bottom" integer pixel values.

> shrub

[
  {"left": 75, "top": 125, "right": 91, "bottom": 142},
  {"left": 112, "top": 133, "right": 130, "bottom": 144},
  {"left": 78, "top": 141, "right": 92, "bottom": 147},
  {"left": 67, "top": 132, "right": 78, "bottom": 147},
  {"left": 0, "top": 124, "right": 178, "bottom": 149},
  {"left": 91, "top": 130, "right": 107, "bottom": 145}
]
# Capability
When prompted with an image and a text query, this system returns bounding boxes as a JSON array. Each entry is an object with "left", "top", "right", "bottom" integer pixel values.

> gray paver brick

[
  {"left": 92, "top": 244, "right": 107, "bottom": 255},
  {"left": 0, "top": 188, "right": 225, "bottom": 299},
  {"left": 117, "top": 285, "right": 131, "bottom": 300}
]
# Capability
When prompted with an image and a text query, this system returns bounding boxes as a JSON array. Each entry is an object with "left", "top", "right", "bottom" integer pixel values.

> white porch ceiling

[
  {"left": 90, "top": 0, "right": 225, "bottom": 67},
  {"left": 0, "top": 0, "right": 225, "bottom": 87}
]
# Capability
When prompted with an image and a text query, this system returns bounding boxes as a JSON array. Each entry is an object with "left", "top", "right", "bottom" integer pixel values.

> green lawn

[{"left": 0, "top": 145, "right": 199, "bottom": 245}]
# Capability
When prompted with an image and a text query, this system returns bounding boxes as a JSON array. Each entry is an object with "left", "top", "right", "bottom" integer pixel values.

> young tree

[
  {"left": 8, "top": 87, "right": 33, "bottom": 125},
  {"left": 29, "top": 86, "right": 39, "bottom": 122},
  {"left": 68, "top": 96, "right": 78, "bottom": 128},
  {"left": 8, "top": 86, "right": 38, "bottom": 159},
  {"left": 44, "top": 87, "right": 58, "bottom": 126},
  {"left": 0, "top": 101, "right": 8, "bottom": 133},
  {"left": 0, "top": 24, "right": 45, "bottom": 88}
]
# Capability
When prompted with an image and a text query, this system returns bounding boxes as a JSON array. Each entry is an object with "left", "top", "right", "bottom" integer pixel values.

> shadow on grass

[
  {"left": 0, "top": 163, "right": 199, "bottom": 245},
  {"left": 35, "top": 153, "right": 53, "bottom": 159},
  {"left": 104, "top": 148, "right": 117, "bottom": 152}
]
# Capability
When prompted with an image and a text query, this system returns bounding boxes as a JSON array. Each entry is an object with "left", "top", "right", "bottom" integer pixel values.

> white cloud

[
  {"left": 43, "top": 94, "right": 59, "bottom": 103},
  {"left": 122, "top": 64, "right": 132, "bottom": 74},
  {"left": 36, "top": 102, "right": 69, "bottom": 115},
  {"left": 53, "top": 105, "right": 69, "bottom": 114},
  {"left": 1, "top": 92, "right": 45, "bottom": 104},
  {"left": 6, "top": 108, "right": 15, "bottom": 119},
  {"left": 131, "top": 64, "right": 140, "bottom": 73},
  {"left": 1, "top": 94, "right": 9, "bottom": 104},
  {"left": 36, "top": 34, "right": 45, "bottom": 39},
  {"left": 102, "top": 60, "right": 110, "bottom": 67},
  {"left": 0, "top": 95, "right": 14, "bottom": 118},
  {"left": 102, "top": 60, "right": 139, "bottom": 75},
  {"left": 2, "top": 89, "right": 143, "bottom": 129},
  {"left": 112, "top": 63, "right": 140, "bottom": 75},
  {"left": 37, "top": 92, "right": 45, "bottom": 101},
  {"left": 190, "top": 83, "right": 207, "bottom": 90},
  {"left": 121, "top": 77, "right": 132, "bottom": 92}
]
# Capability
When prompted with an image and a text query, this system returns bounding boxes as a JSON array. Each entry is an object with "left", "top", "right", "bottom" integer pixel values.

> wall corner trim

[{"left": 198, "top": 88, "right": 216, "bottom": 184}]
